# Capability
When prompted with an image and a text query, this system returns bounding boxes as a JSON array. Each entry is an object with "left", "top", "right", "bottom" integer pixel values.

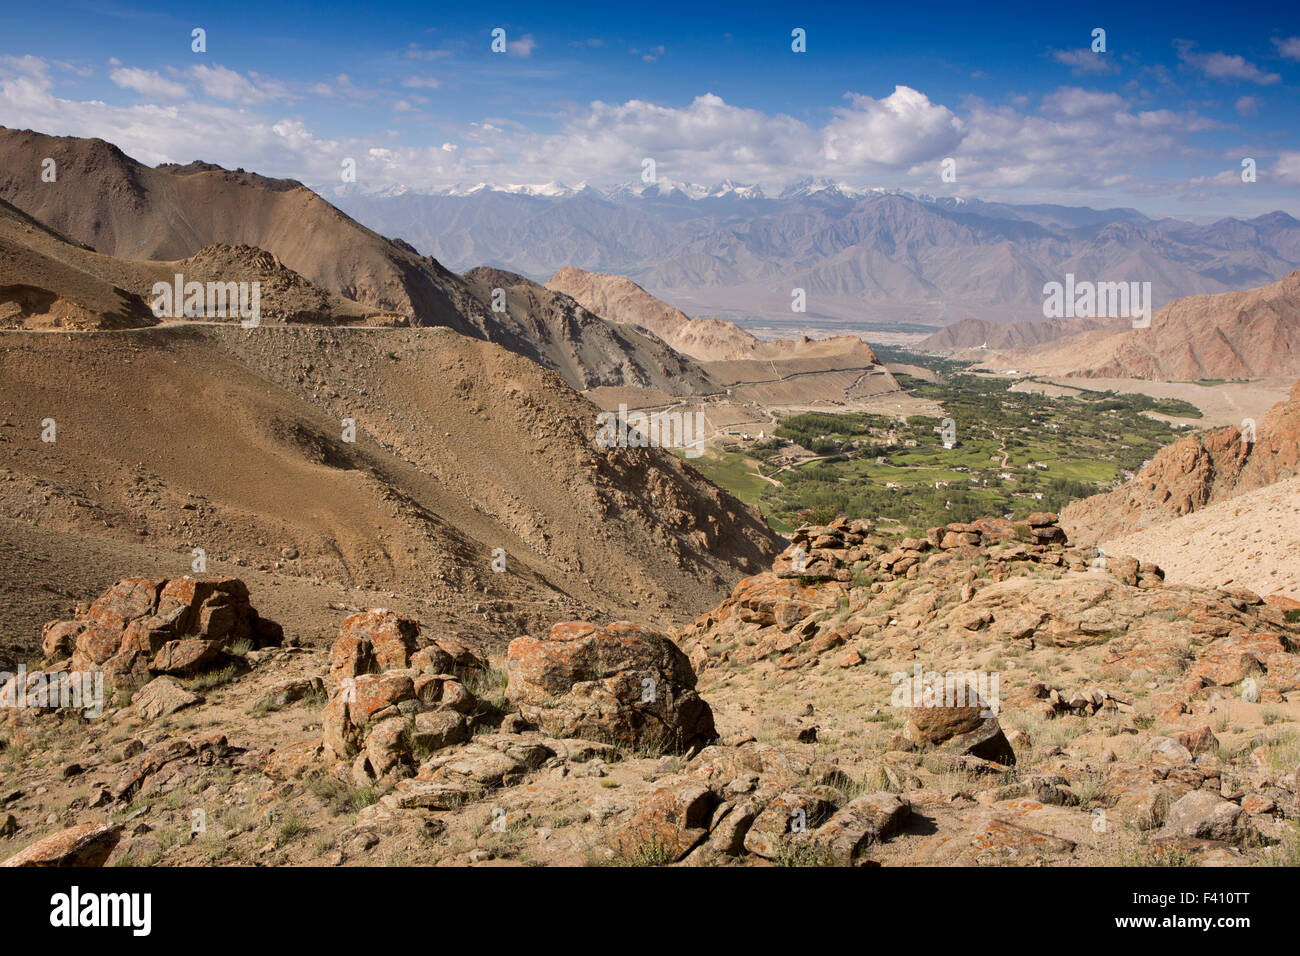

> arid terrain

[
  {"left": 1, "top": 125, "right": 1298, "bottom": 873},
  {"left": 3, "top": 513, "right": 1298, "bottom": 869}
]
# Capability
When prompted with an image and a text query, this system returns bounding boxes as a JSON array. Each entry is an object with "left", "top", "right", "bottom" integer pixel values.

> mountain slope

[
  {"left": 0, "top": 127, "right": 497, "bottom": 334},
  {"left": 546, "top": 265, "right": 895, "bottom": 385},
  {"left": 1006, "top": 272, "right": 1300, "bottom": 380},
  {"left": 920, "top": 315, "right": 1127, "bottom": 351},
  {"left": 0, "top": 127, "right": 738, "bottom": 393},
  {"left": 0, "top": 196, "right": 377, "bottom": 329},
  {"left": 1099, "top": 475, "right": 1300, "bottom": 599},
  {"left": 546, "top": 266, "right": 759, "bottom": 360},
  {"left": 1061, "top": 377, "right": 1300, "bottom": 544},
  {"left": 0, "top": 197, "right": 157, "bottom": 329},
  {"left": 0, "top": 324, "right": 780, "bottom": 645},
  {"left": 460, "top": 267, "right": 717, "bottom": 394}
]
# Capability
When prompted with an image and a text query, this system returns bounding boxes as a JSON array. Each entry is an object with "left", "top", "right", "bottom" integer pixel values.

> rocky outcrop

[
  {"left": 902, "top": 695, "right": 1016, "bottom": 765},
  {"left": 505, "top": 621, "right": 716, "bottom": 753},
  {"left": 21, "top": 576, "right": 281, "bottom": 700},
  {"left": 131, "top": 676, "right": 202, "bottom": 721},
  {"left": 320, "top": 610, "right": 488, "bottom": 783},
  {"left": 611, "top": 753, "right": 914, "bottom": 866},
  {"left": 681, "top": 513, "right": 1148, "bottom": 675}
]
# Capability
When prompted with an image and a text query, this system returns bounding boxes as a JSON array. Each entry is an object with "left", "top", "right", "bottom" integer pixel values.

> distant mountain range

[{"left": 332, "top": 178, "right": 1300, "bottom": 327}]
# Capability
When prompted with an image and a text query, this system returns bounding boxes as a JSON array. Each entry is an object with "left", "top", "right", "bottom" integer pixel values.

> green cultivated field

[{"left": 688, "top": 351, "right": 1202, "bottom": 532}]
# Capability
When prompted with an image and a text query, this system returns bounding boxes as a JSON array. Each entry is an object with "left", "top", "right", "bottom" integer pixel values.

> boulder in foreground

[
  {"left": 1, "top": 823, "right": 121, "bottom": 867},
  {"left": 506, "top": 621, "right": 716, "bottom": 753}
]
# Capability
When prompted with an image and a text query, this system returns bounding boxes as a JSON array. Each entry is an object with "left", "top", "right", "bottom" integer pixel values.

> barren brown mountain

[
  {"left": 0, "top": 128, "right": 491, "bottom": 331},
  {"left": 0, "top": 197, "right": 157, "bottom": 329},
  {"left": 0, "top": 323, "right": 779, "bottom": 661},
  {"left": 985, "top": 272, "right": 1300, "bottom": 380},
  {"left": 460, "top": 267, "right": 717, "bottom": 394},
  {"left": 0, "top": 195, "right": 385, "bottom": 328},
  {"left": 920, "top": 315, "right": 1127, "bottom": 351},
  {"left": 547, "top": 266, "right": 761, "bottom": 361},
  {"left": 547, "top": 264, "right": 900, "bottom": 404},
  {"left": 3, "top": 130, "right": 758, "bottom": 395}
]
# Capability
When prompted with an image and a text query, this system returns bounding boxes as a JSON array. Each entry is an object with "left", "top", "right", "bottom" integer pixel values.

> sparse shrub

[
  {"left": 775, "top": 839, "right": 836, "bottom": 867},
  {"left": 187, "top": 664, "right": 237, "bottom": 692},
  {"left": 274, "top": 810, "right": 308, "bottom": 847}
]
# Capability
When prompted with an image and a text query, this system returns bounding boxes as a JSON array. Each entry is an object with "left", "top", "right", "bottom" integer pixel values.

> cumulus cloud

[
  {"left": 1, "top": 55, "right": 52, "bottom": 83},
  {"left": 0, "top": 57, "right": 336, "bottom": 174},
  {"left": 823, "top": 86, "right": 965, "bottom": 167},
  {"left": 1040, "top": 87, "right": 1125, "bottom": 117},
  {"left": 1274, "top": 151, "right": 1300, "bottom": 186},
  {"left": 0, "top": 54, "right": 1259, "bottom": 208},
  {"left": 955, "top": 89, "right": 1216, "bottom": 191},
  {"left": 110, "top": 67, "right": 187, "bottom": 100}
]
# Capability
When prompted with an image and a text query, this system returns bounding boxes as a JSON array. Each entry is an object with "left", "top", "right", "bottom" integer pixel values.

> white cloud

[
  {"left": 401, "top": 76, "right": 440, "bottom": 89},
  {"left": 507, "top": 35, "right": 536, "bottom": 58},
  {"left": 1051, "top": 49, "right": 1117, "bottom": 75},
  {"left": 1176, "top": 43, "right": 1280, "bottom": 84},
  {"left": 1235, "top": 95, "right": 1260, "bottom": 116},
  {"left": 1272, "top": 37, "right": 1300, "bottom": 61},
  {"left": 0, "top": 59, "right": 337, "bottom": 175},
  {"left": 1274, "top": 151, "right": 1300, "bottom": 186},
  {"left": 1, "top": 55, "right": 52, "bottom": 83},
  {"left": 1041, "top": 87, "right": 1125, "bottom": 117},
  {"left": 503, "top": 93, "right": 809, "bottom": 184},
  {"left": 955, "top": 89, "right": 1216, "bottom": 191},
  {"left": 190, "top": 65, "right": 289, "bottom": 104},
  {"left": 110, "top": 67, "right": 187, "bottom": 100},
  {"left": 823, "top": 86, "right": 965, "bottom": 167},
  {"left": 0, "top": 56, "right": 1264, "bottom": 209}
]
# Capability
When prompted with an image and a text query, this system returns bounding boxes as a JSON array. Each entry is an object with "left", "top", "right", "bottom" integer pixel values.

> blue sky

[{"left": 2, "top": 0, "right": 1299, "bottom": 215}]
